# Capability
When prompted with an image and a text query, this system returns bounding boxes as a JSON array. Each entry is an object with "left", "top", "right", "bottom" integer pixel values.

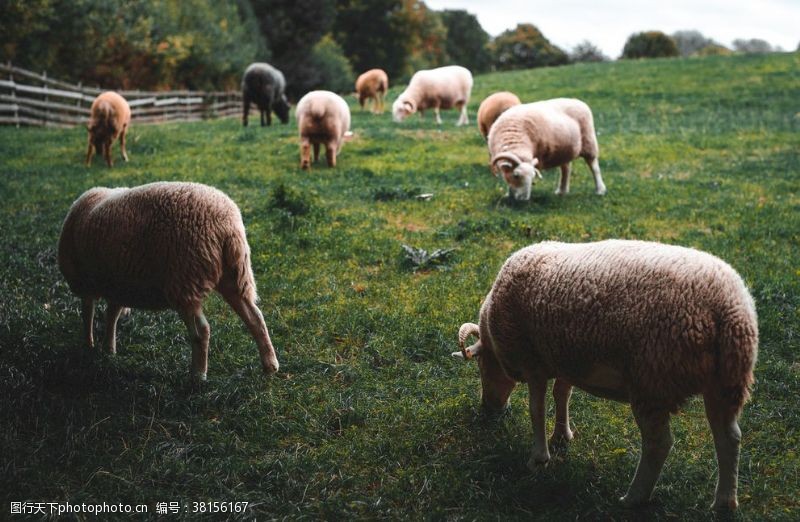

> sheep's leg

[
  {"left": 217, "top": 283, "right": 279, "bottom": 375},
  {"left": 120, "top": 125, "right": 129, "bottom": 162},
  {"left": 550, "top": 378, "right": 574, "bottom": 446},
  {"left": 585, "top": 157, "right": 607, "bottom": 195},
  {"left": 556, "top": 164, "right": 571, "bottom": 195},
  {"left": 260, "top": 110, "right": 266, "bottom": 127},
  {"left": 325, "top": 142, "right": 337, "bottom": 168},
  {"left": 434, "top": 106, "right": 442, "bottom": 125},
  {"left": 704, "top": 393, "right": 742, "bottom": 510},
  {"left": 242, "top": 96, "right": 250, "bottom": 126},
  {"left": 104, "top": 301, "right": 125, "bottom": 355},
  {"left": 85, "top": 140, "right": 94, "bottom": 167},
  {"left": 82, "top": 297, "right": 96, "bottom": 348},
  {"left": 103, "top": 142, "right": 113, "bottom": 168},
  {"left": 179, "top": 306, "right": 210, "bottom": 381},
  {"left": 313, "top": 143, "right": 320, "bottom": 163},
  {"left": 527, "top": 378, "right": 551, "bottom": 468},
  {"left": 457, "top": 103, "right": 468, "bottom": 126},
  {"left": 266, "top": 109, "right": 272, "bottom": 127},
  {"left": 300, "top": 139, "right": 311, "bottom": 169},
  {"left": 621, "top": 406, "right": 673, "bottom": 506}
]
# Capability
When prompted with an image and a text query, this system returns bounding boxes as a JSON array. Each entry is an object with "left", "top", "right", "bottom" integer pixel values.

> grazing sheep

[
  {"left": 58, "top": 182, "right": 280, "bottom": 381},
  {"left": 454, "top": 240, "right": 758, "bottom": 510},
  {"left": 392, "top": 65, "right": 472, "bottom": 126},
  {"left": 86, "top": 91, "right": 131, "bottom": 168},
  {"left": 356, "top": 68, "right": 389, "bottom": 114},
  {"left": 295, "top": 90, "right": 351, "bottom": 169},
  {"left": 477, "top": 91, "right": 521, "bottom": 139},
  {"left": 488, "top": 98, "right": 606, "bottom": 200},
  {"left": 242, "top": 62, "right": 290, "bottom": 127}
]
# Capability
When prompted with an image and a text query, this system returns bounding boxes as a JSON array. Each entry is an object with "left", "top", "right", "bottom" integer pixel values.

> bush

[
  {"left": 696, "top": 44, "right": 733, "bottom": 57},
  {"left": 621, "top": 31, "right": 679, "bottom": 59},
  {"left": 570, "top": 40, "right": 608, "bottom": 63},
  {"left": 732, "top": 38, "right": 773, "bottom": 54},
  {"left": 310, "top": 34, "right": 354, "bottom": 94},
  {"left": 490, "top": 23, "right": 568, "bottom": 70}
]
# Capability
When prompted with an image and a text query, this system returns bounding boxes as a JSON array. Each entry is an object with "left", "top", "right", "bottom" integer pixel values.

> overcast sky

[{"left": 424, "top": 0, "right": 800, "bottom": 57}]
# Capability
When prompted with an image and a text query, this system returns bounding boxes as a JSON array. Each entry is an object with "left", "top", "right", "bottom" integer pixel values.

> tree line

[{"left": 0, "top": 0, "right": 789, "bottom": 98}]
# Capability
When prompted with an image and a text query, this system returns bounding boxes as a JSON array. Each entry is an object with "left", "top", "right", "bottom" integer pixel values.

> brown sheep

[
  {"left": 355, "top": 69, "right": 389, "bottom": 114},
  {"left": 477, "top": 91, "right": 521, "bottom": 139},
  {"left": 86, "top": 91, "right": 131, "bottom": 168},
  {"left": 295, "top": 90, "right": 351, "bottom": 169}
]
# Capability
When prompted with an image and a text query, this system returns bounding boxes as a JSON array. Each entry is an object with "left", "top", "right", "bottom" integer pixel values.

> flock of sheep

[{"left": 70, "top": 62, "right": 758, "bottom": 511}]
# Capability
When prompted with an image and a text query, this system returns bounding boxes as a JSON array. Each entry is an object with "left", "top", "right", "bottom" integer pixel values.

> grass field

[{"left": 1, "top": 52, "right": 798, "bottom": 520}]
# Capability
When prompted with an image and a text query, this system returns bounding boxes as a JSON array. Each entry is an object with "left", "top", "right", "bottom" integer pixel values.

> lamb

[
  {"left": 58, "top": 181, "right": 280, "bottom": 381},
  {"left": 477, "top": 91, "right": 521, "bottom": 139},
  {"left": 487, "top": 98, "right": 606, "bottom": 200},
  {"left": 241, "top": 62, "right": 290, "bottom": 127},
  {"left": 355, "top": 68, "right": 389, "bottom": 114},
  {"left": 295, "top": 90, "right": 351, "bottom": 169},
  {"left": 86, "top": 91, "right": 131, "bottom": 168},
  {"left": 454, "top": 240, "right": 758, "bottom": 510},
  {"left": 392, "top": 65, "right": 472, "bottom": 126}
]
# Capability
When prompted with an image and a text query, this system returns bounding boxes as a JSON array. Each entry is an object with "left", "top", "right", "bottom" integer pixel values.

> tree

[
  {"left": 696, "top": 43, "right": 732, "bottom": 57},
  {"left": 570, "top": 40, "right": 608, "bottom": 63},
  {"left": 732, "top": 38, "right": 773, "bottom": 54},
  {"left": 309, "top": 34, "right": 354, "bottom": 93},
  {"left": 671, "top": 30, "right": 715, "bottom": 57},
  {"left": 394, "top": 0, "right": 448, "bottom": 75},
  {"left": 621, "top": 31, "right": 679, "bottom": 59},
  {"left": 490, "top": 23, "right": 568, "bottom": 71},
  {"left": 439, "top": 9, "right": 491, "bottom": 73}
]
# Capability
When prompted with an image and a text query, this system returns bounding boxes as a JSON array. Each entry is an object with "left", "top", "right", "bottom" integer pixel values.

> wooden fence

[{"left": 0, "top": 63, "right": 242, "bottom": 128}]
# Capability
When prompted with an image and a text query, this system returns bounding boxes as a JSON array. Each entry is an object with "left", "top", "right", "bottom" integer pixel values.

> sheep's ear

[{"left": 532, "top": 157, "right": 539, "bottom": 167}]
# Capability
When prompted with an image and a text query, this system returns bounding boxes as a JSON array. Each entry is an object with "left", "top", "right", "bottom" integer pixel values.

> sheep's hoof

[
  {"left": 192, "top": 371, "right": 207, "bottom": 383},
  {"left": 527, "top": 452, "right": 551, "bottom": 470},
  {"left": 711, "top": 496, "right": 738, "bottom": 511},
  {"left": 619, "top": 493, "right": 649, "bottom": 508},
  {"left": 596, "top": 187, "right": 607, "bottom": 196}
]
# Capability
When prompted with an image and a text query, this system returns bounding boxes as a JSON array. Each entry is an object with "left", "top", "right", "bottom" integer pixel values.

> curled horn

[
  {"left": 452, "top": 322, "right": 482, "bottom": 359},
  {"left": 491, "top": 152, "right": 522, "bottom": 177}
]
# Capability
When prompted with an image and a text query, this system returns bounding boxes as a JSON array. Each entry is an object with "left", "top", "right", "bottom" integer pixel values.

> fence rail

[{"left": 0, "top": 63, "right": 242, "bottom": 128}]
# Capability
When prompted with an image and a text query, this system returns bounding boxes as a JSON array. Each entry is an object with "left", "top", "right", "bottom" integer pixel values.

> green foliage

[
  {"left": 400, "top": 244, "right": 456, "bottom": 271},
  {"left": 310, "top": 34, "right": 355, "bottom": 94},
  {"left": 439, "top": 9, "right": 492, "bottom": 73},
  {"left": 621, "top": 31, "right": 680, "bottom": 59},
  {"left": 696, "top": 43, "right": 733, "bottom": 57},
  {"left": 570, "top": 40, "right": 608, "bottom": 63},
  {"left": 1, "top": 53, "right": 799, "bottom": 519},
  {"left": 490, "top": 23, "right": 569, "bottom": 71}
]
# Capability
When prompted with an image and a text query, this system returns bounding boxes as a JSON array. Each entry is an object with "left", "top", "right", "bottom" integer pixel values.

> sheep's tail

[
  {"left": 714, "top": 300, "right": 758, "bottom": 416},
  {"left": 378, "top": 76, "right": 388, "bottom": 93},
  {"left": 223, "top": 224, "right": 258, "bottom": 303}
]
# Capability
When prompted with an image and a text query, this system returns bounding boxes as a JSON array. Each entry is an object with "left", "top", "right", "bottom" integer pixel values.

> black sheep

[{"left": 241, "top": 62, "right": 290, "bottom": 127}]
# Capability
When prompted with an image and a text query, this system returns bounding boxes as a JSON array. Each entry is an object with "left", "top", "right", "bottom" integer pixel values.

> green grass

[{"left": 1, "top": 52, "right": 799, "bottom": 520}]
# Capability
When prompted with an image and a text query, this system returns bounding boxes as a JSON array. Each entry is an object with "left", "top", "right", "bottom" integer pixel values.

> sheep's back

[
  {"left": 297, "top": 91, "right": 350, "bottom": 140},
  {"left": 487, "top": 240, "right": 757, "bottom": 408},
  {"left": 60, "top": 182, "right": 243, "bottom": 310}
]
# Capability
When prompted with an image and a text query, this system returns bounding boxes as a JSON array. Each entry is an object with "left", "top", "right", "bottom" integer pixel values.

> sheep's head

[
  {"left": 491, "top": 152, "right": 542, "bottom": 201},
  {"left": 274, "top": 94, "right": 290, "bottom": 124},
  {"left": 392, "top": 97, "right": 416, "bottom": 122},
  {"left": 453, "top": 322, "right": 516, "bottom": 415}
]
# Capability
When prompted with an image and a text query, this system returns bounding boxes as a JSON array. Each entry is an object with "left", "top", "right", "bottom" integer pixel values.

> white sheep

[
  {"left": 477, "top": 91, "right": 521, "bottom": 139},
  {"left": 58, "top": 181, "right": 280, "bottom": 381},
  {"left": 355, "top": 68, "right": 389, "bottom": 114},
  {"left": 487, "top": 98, "right": 606, "bottom": 200},
  {"left": 86, "top": 91, "right": 131, "bottom": 168},
  {"left": 454, "top": 240, "right": 758, "bottom": 510},
  {"left": 295, "top": 90, "right": 352, "bottom": 169},
  {"left": 392, "top": 65, "right": 473, "bottom": 126}
]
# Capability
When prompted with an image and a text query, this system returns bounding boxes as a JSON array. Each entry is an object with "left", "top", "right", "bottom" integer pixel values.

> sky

[{"left": 424, "top": 0, "right": 800, "bottom": 58}]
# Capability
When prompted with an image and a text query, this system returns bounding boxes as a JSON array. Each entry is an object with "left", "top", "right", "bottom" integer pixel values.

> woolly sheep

[
  {"left": 477, "top": 91, "right": 521, "bottom": 139},
  {"left": 295, "top": 90, "right": 351, "bottom": 169},
  {"left": 58, "top": 181, "right": 280, "bottom": 381},
  {"left": 488, "top": 98, "right": 606, "bottom": 200},
  {"left": 454, "top": 240, "right": 758, "bottom": 510},
  {"left": 242, "top": 62, "right": 290, "bottom": 127},
  {"left": 355, "top": 68, "right": 389, "bottom": 114},
  {"left": 392, "top": 65, "right": 472, "bottom": 126},
  {"left": 86, "top": 91, "right": 131, "bottom": 168}
]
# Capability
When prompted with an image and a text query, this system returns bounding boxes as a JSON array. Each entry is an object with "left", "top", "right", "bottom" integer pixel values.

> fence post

[
  {"left": 8, "top": 61, "right": 20, "bottom": 128},
  {"left": 43, "top": 70, "right": 50, "bottom": 127}
]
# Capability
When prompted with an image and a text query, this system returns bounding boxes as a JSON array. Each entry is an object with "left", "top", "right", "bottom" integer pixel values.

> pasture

[{"left": 1, "top": 52, "right": 798, "bottom": 519}]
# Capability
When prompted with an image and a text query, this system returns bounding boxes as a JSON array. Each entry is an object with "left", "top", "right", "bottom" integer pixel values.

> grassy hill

[{"left": 0, "top": 52, "right": 798, "bottom": 519}]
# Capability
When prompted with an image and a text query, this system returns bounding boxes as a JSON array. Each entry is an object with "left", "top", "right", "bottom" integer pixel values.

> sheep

[
  {"left": 392, "top": 65, "right": 473, "bottom": 126},
  {"left": 487, "top": 98, "right": 606, "bottom": 200},
  {"left": 295, "top": 90, "right": 351, "bottom": 169},
  {"left": 58, "top": 181, "right": 280, "bottom": 381},
  {"left": 477, "top": 91, "right": 521, "bottom": 139},
  {"left": 355, "top": 68, "right": 389, "bottom": 114},
  {"left": 86, "top": 91, "right": 131, "bottom": 168},
  {"left": 454, "top": 240, "right": 758, "bottom": 510},
  {"left": 242, "top": 62, "right": 290, "bottom": 127}
]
